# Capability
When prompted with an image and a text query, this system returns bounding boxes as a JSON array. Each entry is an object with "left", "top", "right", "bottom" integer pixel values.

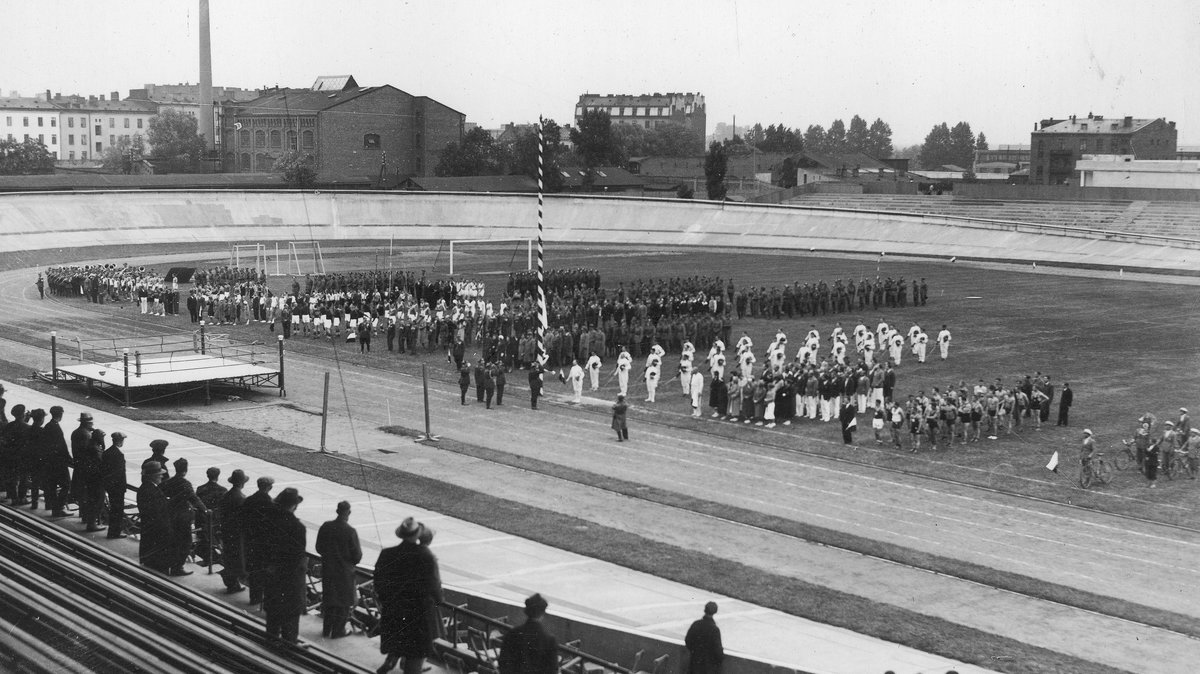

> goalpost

[
  {"left": 230, "top": 243, "right": 266, "bottom": 271},
  {"left": 275, "top": 241, "right": 327, "bottom": 276},
  {"left": 448, "top": 238, "right": 532, "bottom": 276}
]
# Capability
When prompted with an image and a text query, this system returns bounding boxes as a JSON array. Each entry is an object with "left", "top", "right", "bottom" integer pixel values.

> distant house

[
  {"left": 1030, "top": 113, "right": 1177, "bottom": 185},
  {"left": 399, "top": 175, "right": 538, "bottom": 193},
  {"left": 557, "top": 166, "right": 645, "bottom": 195}
]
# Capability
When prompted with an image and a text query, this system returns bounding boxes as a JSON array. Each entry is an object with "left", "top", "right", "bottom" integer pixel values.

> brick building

[
  {"left": 575, "top": 92, "right": 705, "bottom": 153},
  {"left": 127, "top": 83, "right": 261, "bottom": 156},
  {"left": 1030, "top": 114, "right": 1177, "bottom": 185},
  {"left": 220, "top": 75, "right": 464, "bottom": 182}
]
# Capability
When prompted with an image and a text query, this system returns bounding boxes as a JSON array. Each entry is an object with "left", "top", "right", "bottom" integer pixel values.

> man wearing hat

[
  {"left": 264, "top": 487, "right": 307, "bottom": 644},
  {"left": 68, "top": 412, "right": 95, "bottom": 508},
  {"left": 41, "top": 406, "right": 72, "bottom": 518},
  {"left": 241, "top": 476, "right": 276, "bottom": 605},
  {"left": 1179, "top": 408, "right": 1192, "bottom": 437},
  {"left": 217, "top": 469, "right": 250, "bottom": 594},
  {"left": 195, "top": 467, "right": 228, "bottom": 567},
  {"left": 374, "top": 517, "right": 443, "bottom": 674},
  {"left": 142, "top": 440, "right": 172, "bottom": 481},
  {"left": 137, "top": 461, "right": 172, "bottom": 573},
  {"left": 100, "top": 431, "right": 128, "bottom": 539},
  {"left": 160, "top": 458, "right": 207, "bottom": 576},
  {"left": 1056, "top": 383, "right": 1073, "bottom": 427},
  {"left": 2, "top": 404, "right": 30, "bottom": 505},
  {"left": 684, "top": 602, "right": 725, "bottom": 674},
  {"left": 498, "top": 593, "right": 558, "bottom": 674},
  {"left": 316, "top": 501, "right": 363, "bottom": 638}
]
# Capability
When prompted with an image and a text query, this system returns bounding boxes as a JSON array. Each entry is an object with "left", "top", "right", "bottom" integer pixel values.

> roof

[
  {"left": 311, "top": 75, "right": 359, "bottom": 92},
  {"left": 558, "top": 166, "right": 645, "bottom": 189},
  {"left": 798, "top": 151, "right": 893, "bottom": 173},
  {"left": 401, "top": 175, "right": 539, "bottom": 193},
  {"left": 576, "top": 92, "right": 704, "bottom": 108},
  {"left": 0, "top": 97, "right": 65, "bottom": 111},
  {"left": 233, "top": 86, "right": 381, "bottom": 115},
  {"left": 1034, "top": 116, "right": 1166, "bottom": 135},
  {"left": 0, "top": 173, "right": 287, "bottom": 191}
]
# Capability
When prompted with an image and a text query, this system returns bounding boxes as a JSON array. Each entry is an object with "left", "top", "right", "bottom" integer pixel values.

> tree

[
  {"left": 704, "top": 141, "right": 728, "bottom": 201},
  {"left": 756, "top": 124, "right": 802, "bottom": 153},
  {"left": 569, "top": 110, "right": 624, "bottom": 167},
  {"left": 274, "top": 150, "right": 317, "bottom": 187},
  {"left": 647, "top": 123, "right": 703, "bottom": 157},
  {"left": 0, "top": 137, "right": 55, "bottom": 175},
  {"left": 610, "top": 123, "right": 648, "bottom": 158},
  {"left": 99, "top": 135, "right": 146, "bottom": 174},
  {"left": 975, "top": 132, "right": 989, "bottom": 151},
  {"left": 917, "top": 122, "right": 952, "bottom": 169},
  {"left": 779, "top": 156, "right": 798, "bottom": 188},
  {"left": 435, "top": 127, "right": 503, "bottom": 176},
  {"left": 846, "top": 115, "right": 869, "bottom": 153},
  {"left": 147, "top": 108, "right": 205, "bottom": 169},
  {"left": 826, "top": 119, "right": 847, "bottom": 155},
  {"left": 803, "top": 125, "right": 827, "bottom": 155},
  {"left": 948, "top": 121, "right": 976, "bottom": 169},
  {"left": 866, "top": 118, "right": 894, "bottom": 158},
  {"left": 676, "top": 183, "right": 694, "bottom": 199},
  {"left": 744, "top": 123, "right": 765, "bottom": 148},
  {"left": 511, "top": 119, "right": 565, "bottom": 192}
]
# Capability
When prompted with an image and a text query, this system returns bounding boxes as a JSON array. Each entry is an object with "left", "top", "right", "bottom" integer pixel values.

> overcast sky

[{"left": 3, "top": 0, "right": 1197, "bottom": 146}]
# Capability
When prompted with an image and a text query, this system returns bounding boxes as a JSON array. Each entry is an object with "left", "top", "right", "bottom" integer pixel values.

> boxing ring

[{"left": 45, "top": 325, "right": 285, "bottom": 407}]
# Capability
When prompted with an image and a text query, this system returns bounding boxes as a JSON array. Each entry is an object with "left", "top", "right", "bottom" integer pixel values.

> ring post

[
  {"left": 122, "top": 348, "right": 132, "bottom": 408},
  {"left": 415, "top": 363, "right": 440, "bottom": 443},
  {"left": 200, "top": 320, "right": 207, "bottom": 355},
  {"left": 50, "top": 331, "right": 58, "bottom": 383},
  {"left": 278, "top": 334, "right": 286, "bottom": 397},
  {"left": 319, "top": 371, "right": 330, "bottom": 453}
]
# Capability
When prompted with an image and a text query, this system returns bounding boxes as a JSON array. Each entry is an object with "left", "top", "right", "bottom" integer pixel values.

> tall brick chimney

[{"left": 198, "top": 0, "right": 215, "bottom": 153}]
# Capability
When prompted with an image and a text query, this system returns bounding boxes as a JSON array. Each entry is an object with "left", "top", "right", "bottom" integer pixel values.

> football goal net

[{"left": 448, "top": 238, "right": 532, "bottom": 276}]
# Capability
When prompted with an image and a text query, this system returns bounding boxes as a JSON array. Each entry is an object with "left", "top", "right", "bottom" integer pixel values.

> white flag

[
  {"left": 1046, "top": 451, "right": 1059, "bottom": 473},
  {"left": 234, "top": 122, "right": 243, "bottom": 130}
]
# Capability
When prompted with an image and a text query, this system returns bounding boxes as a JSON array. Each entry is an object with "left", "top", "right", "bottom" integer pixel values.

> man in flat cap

[
  {"left": 685, "top": 602, "right": 725, "bottom": 674},
  {"left": 142, "top": 439, "right": 172, "bottom": 480},
  {"left": 137, "top": 461, "right": 172, "bottom": 573},
  {"left": 316, "top": 500, "right": 362, "bottom": 638},
  {"left": 160, "top": 457, "right": 207, "bottom": 576},
  {"left": 100, "top": 431, "right": 128, "bottom": 539},
  {"left": 195, "top": 467, "right": 227, "bottom": 567},
  {"left": 241, "top": 476, "right": 275, "bottom": 606},
  {"left": 498, "top": 593, "right": 559, "bottom": 674}
]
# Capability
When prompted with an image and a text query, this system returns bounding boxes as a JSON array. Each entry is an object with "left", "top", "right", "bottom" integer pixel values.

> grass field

[{"left": 18, "top": 241, "right": 1200, "bottom": 526}]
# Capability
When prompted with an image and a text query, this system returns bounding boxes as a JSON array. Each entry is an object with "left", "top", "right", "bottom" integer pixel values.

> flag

[
  {"left": 848, "top": 416, "right": 857, "bottom": 430},
  {"left": 1046, "top": 451, "right": 1059, "bottom": 473},
  {"left": 234, "top": 122, "right": 243, "bottom": 131}
]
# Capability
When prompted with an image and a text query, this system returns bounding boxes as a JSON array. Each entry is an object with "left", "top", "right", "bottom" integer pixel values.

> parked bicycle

[
  {"left": 1079, "top": 453, "right": 1113, "bottom": 489},
  {"left": 1116, "top": 439, "right": 1142, "bottom": 472}
]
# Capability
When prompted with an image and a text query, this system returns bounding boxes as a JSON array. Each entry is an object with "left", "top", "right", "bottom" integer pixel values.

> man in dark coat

[
  {"left": 217, "top": 469, "right": 249, "bottom": 594},
  {"left": 316, "top": 500, "right": 363, "bottom": 638},
  {"left": 137, "top": 461, "right": 173, "bottom": 573},
  {"left": 79, "top": 428, "right": 107, "bottom": 531},
  {"left": 142, "top": 439, "right": 172, "bottom": 481},
  {"left": 499, "top": 593, "right": 559, "bottom": 674},
  {"left": 685, "top": 602, "right": 725, "bottom": 674},
  {"left": 241, "top": 476, "right": 276, "bottom": 605},
  {"left": 458, "top": 363, "right": 472, "bottom": 405},
  {"left": 473, "top": 358, "right": 487, "bottom": 402},
  {"left": 100, "top": 431, "right": 129, "bottom": 539},
  {"left": 159, "top": 458, "right": 207, "bottom": 576},
  {"left": 839, "top": 401, "right": 858, "bottom": 445},
  {"left": 529, "top": 364, "right": 544, "bottom": 410},
  {"left": 41, "top": 406, "right": 72, "bottom": 517},
  {"left": 194, "top": 467, "right": 228, "bottom": 566},
  {"left": 494, "top": 366, "right": 506, "bottom": 406},
  {"left": 264, "top": 487, "right": 308, "bottom": 644},
  {"left": 1056, "top": 383, "right": 1073, "bottom": 426},
  {"left": 68, "top": 412, "right": 95, "bottom": 507},
  {"left": 3, "top": 404, "right": 31, "bottom": 505},
  {"left": 375, "top": 517, "right": 443, "bottom": 674}
]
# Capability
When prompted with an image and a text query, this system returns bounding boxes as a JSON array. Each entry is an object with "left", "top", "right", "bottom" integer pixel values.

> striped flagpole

[{"left": 535, "top": 117, "right": 549, "bottom": 366}]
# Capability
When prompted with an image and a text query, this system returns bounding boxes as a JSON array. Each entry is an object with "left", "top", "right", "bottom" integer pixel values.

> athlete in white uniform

[
  {"left": 615, "top": 348, "right": 633, "bottom": 396},
  {"left": 916, "top": 332, "right": 928, "bottom": 363},
  {"left": 689, "top": 369, "right": 704, "bottom": 417},
  {"left": 585, "top": 352, "right": 603, "bottom": 391},
  {"left": 739, "top": 349, "right": 756, "bottom": 379},
  {"left": 679, "top": 351, "right": 694, "bottom": 396},
  {"left": 644, "top": 353, "right": 662, "bottom": 402},
  {"left": 937, "top": 325, "right": 952, "bottom": 360},
  {"left": 568, "top": 360, "right": 585, "bottom": 403}
]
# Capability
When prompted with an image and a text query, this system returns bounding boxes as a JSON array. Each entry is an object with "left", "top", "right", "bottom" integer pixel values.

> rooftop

[{"left": 1034, "top": 115, "right": 1170, "bottom": 134}]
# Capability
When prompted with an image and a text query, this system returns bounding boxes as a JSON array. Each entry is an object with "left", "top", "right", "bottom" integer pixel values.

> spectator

[
  {"left": 685, "top": 602, "right": 725, "bottom": 674},
  {"left": 79, "top": 428, "right": 107, "bottom": 532},
  {"left": 195, "top": 467, "right": 228, "bottom": 566},
  {"left": 41, "top": 406, "right": 72, "bottom": 517},
  {"left": 611, "top": 394, "right": 629, "bottom": 441},
  {"left": 264, "top": 487, "right": 308, "bottom": 644},
  {"left": 498, "top": 593, "right": 559, "bottom": 674},
  {"left": 242, "top": 476, "right": 276, "bottom": 606},
  {"left": 137, "top": 461, "right": 172, "bottom": 573},
  {"left": 68, "top": 412, "right": 94, "bottom": 507},
  {"left": 1056, "top": 383, "right": 1073, "bottom": 426},
  {"left": 160, "top": 458, "right": 207, "bottom": 576},
  {"left": 100, "top": 431, "right": 128, "bottom": 539},
  {"left": 375, "top": 517, "right": 443, "bottom": 674},
  {"left": 316, "top": 500, "right": 363, "bottom": 639},
  {"left": 218, "top": 469, "right": 250, "bottom": 594}
]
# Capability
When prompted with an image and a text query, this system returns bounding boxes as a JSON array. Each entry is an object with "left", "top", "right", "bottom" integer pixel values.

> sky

[{"left": 3, "top": 0, "right": 1198, "bottom": 147}]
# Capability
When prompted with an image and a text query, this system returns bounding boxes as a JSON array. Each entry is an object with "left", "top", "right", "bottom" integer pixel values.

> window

[
  {"left": 415, "top": 156, "right": 423, "bottom": 174},
  {"left": 575, "top": 106, "right": 582, "bottom": 117},
  {"left": 51, "top": 118, "right": 56, "bottom": 127},
  {"left": 1080, "top": 140, "right": 1087, "bottom": 151},
  {"left": 67, "top": 117, "right": 74, "bottom": 128},
  {"left": 37, "top": 117, "right": 43, "bottom": 127},
  {"left": 51, "top": 134, "right": 57, "bottom": 144},
  {"left": 69, "top": 151, "right": 75, "bottom": 160},
  {"left": 82, "top": 134, "right": 87, "bottom": 144},
  {"left": 23, "top": 117, "right": 29, "bottom": 127},
  {"left": 109, "top": 118, "right": 114, "bottom": 128},
  {"left": 79, "top": 117, "right": 85, "bottom": 127},
  {"left": 269, "top": 129, "right": 281, "bottom": 148},
  {"left": 363, "top": 133, "right": 380, "bottom": 149},
  {"left": 610, "top": 107, "right": 619, "bottom": 115},
  {"left": 302, "top": 130, "right": 314, "bottom": 149},
  {"left": 38, "top": 134, "right": 44, "bottom": 143},
  {"left": 240, "top": 153, "right": 251, "bottom": 171},
  {"left": 68, "top": 134, "right": 74, "bottom": 145},
  {"left": 287, "top": 130, "right": 297, "bottom": 150},
  {"left": 6, "top": 134, "right": 12, "bottom": 142},
  {"left": 124, "top": 118, "right": 129, "bottom": 128},
  {"left": 137, "top": 118, "right": 143, "bottom": 129},
  {"left": 24, "top": 134, "right": 30, "bottom": 141},
  {"left": 95, "top": 124, "right": 101, "bottom": 136},
  {"left": 4, "top": 116, "right": 10, "bottom": 125},
  {"left": 81, "top": 151, "right": 87, "bottom": 159},
  {"left": 239, "top": 129, "right": 250, "bottom": 146},
  {"left": 95, "top": 141, "right": 102, "bottom": 152},
  {"left": 109, "top": 134, "right": 115, "bottom": 146},
  {"left": 254, "top": 130, "right": 265, "bottom": 147}
]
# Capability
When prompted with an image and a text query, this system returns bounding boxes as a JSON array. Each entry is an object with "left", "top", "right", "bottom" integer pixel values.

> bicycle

[
  {"left": 1079, "top": 453, "right": 1113, "bottom": 489},
  {"left": 1116, "top": 439, "right": 1142, "bottom": 472},
  {"left": 1166, "top": 450, "right": 1196, "bottom": 480}
]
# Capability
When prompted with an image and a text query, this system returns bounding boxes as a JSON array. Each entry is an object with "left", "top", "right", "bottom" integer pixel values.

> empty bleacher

[{"left": 783, "top": 193, "right": 1200, "bottom": 241}]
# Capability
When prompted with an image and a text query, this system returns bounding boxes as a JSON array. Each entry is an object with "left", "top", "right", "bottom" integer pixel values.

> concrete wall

[
  {"left": 957, "top": 182, "right": 1200, "bottom": 202},
  {"left": 1, "top": 190, "right": 1196, "bottom": 272}
]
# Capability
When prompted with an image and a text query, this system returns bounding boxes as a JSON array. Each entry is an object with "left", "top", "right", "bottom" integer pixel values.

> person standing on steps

[{"left": 685, "top": 601, "right": 725, "bottom": 674}]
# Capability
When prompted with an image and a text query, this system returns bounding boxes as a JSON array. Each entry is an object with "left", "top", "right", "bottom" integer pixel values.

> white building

[
  {"left": 1076, "top": 154, "right": 1200, "bottom": 190},
  {"left": 0, "top": 97, "right": 63, "bottom": 159}
]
